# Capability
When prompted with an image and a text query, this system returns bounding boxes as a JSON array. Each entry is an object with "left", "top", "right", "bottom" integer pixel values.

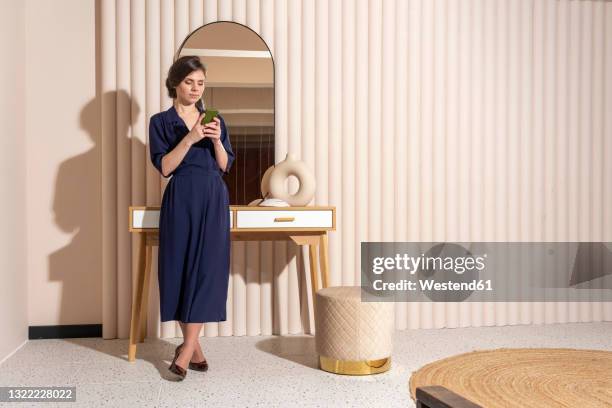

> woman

[{"left": 149, "top": 56, "right": 235, "bottom": 380}]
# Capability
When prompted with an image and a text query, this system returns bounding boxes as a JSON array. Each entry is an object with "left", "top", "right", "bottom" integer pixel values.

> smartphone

[{"left": 201, "top": 108, "right": 219, "bottom": 125}]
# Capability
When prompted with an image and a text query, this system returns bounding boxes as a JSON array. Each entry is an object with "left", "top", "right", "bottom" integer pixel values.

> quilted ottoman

[{"left": 314, "top": 286, "right": 394, "bottom": 375}]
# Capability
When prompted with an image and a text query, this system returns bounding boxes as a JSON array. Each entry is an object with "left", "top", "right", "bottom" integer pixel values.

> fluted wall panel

[{"left": 102, "top": 0, "right": 612, "bottom": 339}]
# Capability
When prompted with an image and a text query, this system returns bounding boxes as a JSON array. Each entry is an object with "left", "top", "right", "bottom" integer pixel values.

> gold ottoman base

[{"left": 319, "top": 355, "right": 391, "bottom": 375}]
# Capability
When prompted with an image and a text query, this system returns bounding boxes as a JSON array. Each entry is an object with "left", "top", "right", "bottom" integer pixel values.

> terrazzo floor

[{"left": 0, "top": 322, "right": 610, "bottom": 407}]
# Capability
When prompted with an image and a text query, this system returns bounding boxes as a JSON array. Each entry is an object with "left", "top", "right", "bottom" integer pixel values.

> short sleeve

[
  {"left": 218, "top": 115, "right": 235, "bottom": 175},
  {"left": 149, "top": 114, "right": 172, "bottom": 178}
]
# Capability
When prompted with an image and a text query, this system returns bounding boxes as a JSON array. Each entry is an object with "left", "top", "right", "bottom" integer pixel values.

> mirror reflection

[{"left": 178, "top": 22, "right": 274, "bottom": 205}]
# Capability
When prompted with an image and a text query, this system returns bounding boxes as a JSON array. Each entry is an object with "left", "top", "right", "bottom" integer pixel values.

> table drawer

[
  {"left": 131, "top": 209, "right": 232, "bottom": 230},
  {"left": 235, "top": 210, "right": 333, "bottom": 229}
]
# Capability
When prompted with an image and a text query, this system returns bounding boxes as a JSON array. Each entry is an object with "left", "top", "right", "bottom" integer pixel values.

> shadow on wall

[
  {"left": 45, "top": 88, "right": 314, "bottom": 335},
  {"left": 48, "top": 90, "right": 141, "bottom": 326}
]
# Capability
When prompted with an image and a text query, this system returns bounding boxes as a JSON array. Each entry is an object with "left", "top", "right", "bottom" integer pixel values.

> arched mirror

[{"left": 177, "top": 22, "right": 274, "bottom": 205}]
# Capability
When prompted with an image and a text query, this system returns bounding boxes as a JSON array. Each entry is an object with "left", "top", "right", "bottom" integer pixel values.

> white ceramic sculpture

[
  {"left": 258, "top": 198, "right": 290, "bottom": 207},
  {"left": 267, "top": 153, "right": 316, "bottom": 206}
]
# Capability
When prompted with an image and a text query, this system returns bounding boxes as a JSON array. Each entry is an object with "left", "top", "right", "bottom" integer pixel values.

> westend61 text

[{"left": 372, "top": 279, "right": 493, "bottom": 292}]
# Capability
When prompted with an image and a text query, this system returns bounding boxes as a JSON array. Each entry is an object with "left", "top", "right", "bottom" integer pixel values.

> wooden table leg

[
  {"left": 308, "top": 243, "right": 320, "bottom": 311},
  {"left": 138, "top": 243, "right": 152, "bottom": 343},
  {"left": 289, "top": 235, "right": 322, "bottom": 312},
  {"left": 319, "top": 232, "right": 330, "bottom": 288},
  {"left": 128, "top": 232, "right": 146, "bottom": 362}
]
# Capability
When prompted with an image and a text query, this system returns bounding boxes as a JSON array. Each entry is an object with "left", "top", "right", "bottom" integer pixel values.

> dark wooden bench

[{"left": 416, "top": 386, "right": 483, "bottom": 408}]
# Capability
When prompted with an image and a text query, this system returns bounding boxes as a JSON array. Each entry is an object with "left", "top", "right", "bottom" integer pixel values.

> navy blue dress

[{"left": 148, "top": 105, "right": 235, "bottom": 323}]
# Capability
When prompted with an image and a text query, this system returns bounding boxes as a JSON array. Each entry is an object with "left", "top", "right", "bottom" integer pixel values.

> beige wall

[
  {"left": 25, "top": 0, "right": 100, "bottom": 326},
  {"left": 0, "top": 0, "right": 27, "bottom": 361},
  {"left": 102, "top": 0, "right": 611, "bottom": 340}
]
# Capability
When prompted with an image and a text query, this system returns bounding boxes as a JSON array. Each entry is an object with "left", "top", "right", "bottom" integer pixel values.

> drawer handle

[{"left": 274, "top": 217, "right": 295, "bottom": 222}]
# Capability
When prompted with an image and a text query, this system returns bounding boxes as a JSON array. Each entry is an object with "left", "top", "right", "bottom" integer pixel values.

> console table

[{"left": 127, "top": 205, "right": 336, "bottom": 362}]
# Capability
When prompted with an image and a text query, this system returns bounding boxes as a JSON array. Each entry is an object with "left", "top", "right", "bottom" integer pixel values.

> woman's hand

[
  {"left": 203, "top": 117, "right": 222, "bottom": 144},
  {"left": 185, "top": 112, "right": 207, "bottom": 145},
  {"left": 185, "top": 115, "right": 221, "bottom": 146}
]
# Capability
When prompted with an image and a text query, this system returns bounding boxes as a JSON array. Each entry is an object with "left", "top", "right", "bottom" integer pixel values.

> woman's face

[{"left": 175, "top": 69, "right": 205, "bottom": 105}]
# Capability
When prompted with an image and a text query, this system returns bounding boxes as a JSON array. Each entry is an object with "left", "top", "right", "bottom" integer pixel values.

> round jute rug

[{"left": 409, "top": 348, "right": 612, "bottom": 408}]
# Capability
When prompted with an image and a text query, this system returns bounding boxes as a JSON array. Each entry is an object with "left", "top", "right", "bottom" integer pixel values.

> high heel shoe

[
  {"left": 176, "top": 343, "right": 209, "bottom": 372},
  {"left": 168, "top": 344, "right": 187, "bottom": 381}
]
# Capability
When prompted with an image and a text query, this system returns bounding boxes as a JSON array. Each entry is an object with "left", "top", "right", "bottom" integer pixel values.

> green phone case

[{"left": 201, "top": 109, "right": 219, "bottom": 125}]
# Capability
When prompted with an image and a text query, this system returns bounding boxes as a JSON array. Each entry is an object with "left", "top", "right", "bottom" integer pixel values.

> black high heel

[
  {"left": 176, "top": 343, "right": 209, "bottom": 372},
  {"left": 168, "top": 344, "right": 187, "bottom": 380}
]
